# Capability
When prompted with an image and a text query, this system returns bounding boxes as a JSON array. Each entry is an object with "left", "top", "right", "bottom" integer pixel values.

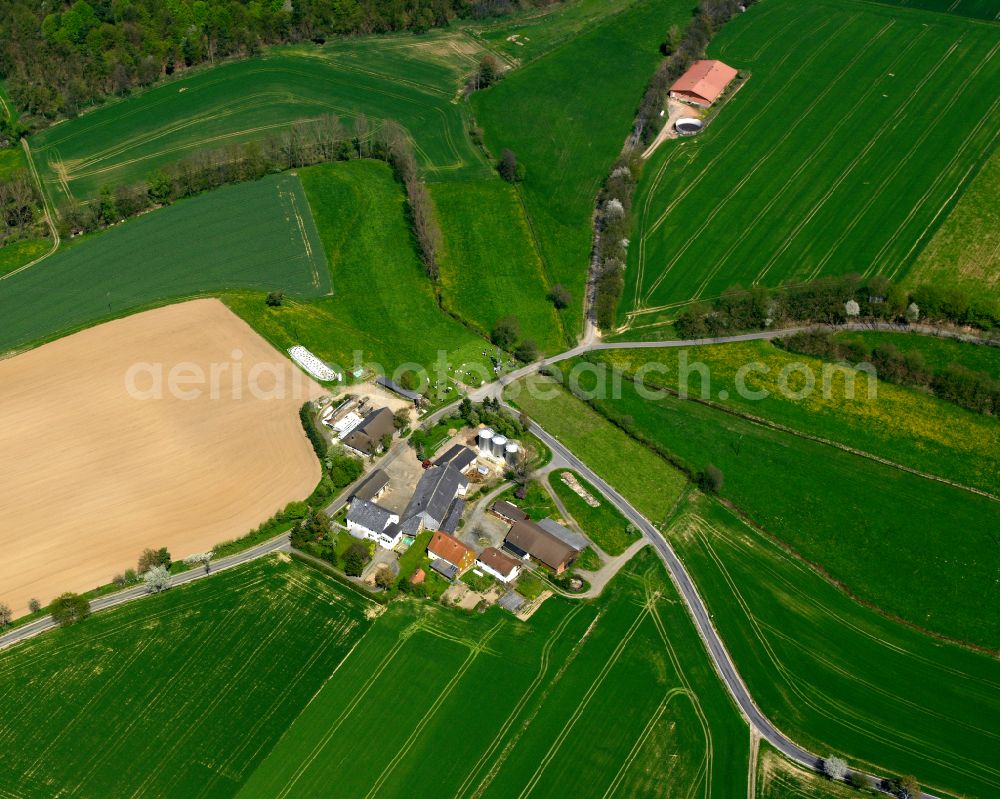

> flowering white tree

[
  {"left": 845, "top": 299, "right": 860, "bottom": 317},
  {"left": 183, "top": 552, "right": 213, "bottom": 566},
  {"left": 144, "top": 565, "right": 171, "bottom": 594},
  {"left": 823, "top": 755, "right": 848, "bottom": 781},
  {"left": 604, "top": 198, "right": 625, "bottom": 218}
]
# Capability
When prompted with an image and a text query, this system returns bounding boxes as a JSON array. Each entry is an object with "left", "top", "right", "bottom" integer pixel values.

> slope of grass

[
  {"left": 556, "top": 357, "right": 999, "bottom": 648},
  {"left": 594, "top": 340, "right": 1000, "bottom": 495},
  {"left": 0, "top": 173, "right": 328, "bottom": 355},
  {"left": 624, "top": 0, "right": 1000, "bottom": 323},
  {"left": 30, "top": 32, "right": 492, "bottom": 206},
  {"left": 236, "top": 548, "right": 749, "bottom": 799},
  {"left": 473, "top": 0, "right": 694, "bottom": 335},
  {"left": 432, "top": 178, "right": 566, "bottom": 352},
  {"left": 671, "top": 496, "right": 1000, "bottom": 799},
  {"left": 548, "top": 469, "right": 641, "bottom": 555},
  {"left": 228, "top": 160, "right": 487, "bottom": 372},
  {"left": 907, "top": 145, "right": 1000, "bottom": 299},
  {"left": 505, "top": 375, "right": 688, "bottom": 525},
  {"left": 0, "top": 238, "right": 48, "bottom": 276},
  {"left": 0, "top": 555, "right": 373, "bottom": 799}
]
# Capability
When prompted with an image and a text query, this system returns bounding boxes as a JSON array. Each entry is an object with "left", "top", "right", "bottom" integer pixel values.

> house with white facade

[{"left": 346, "top": 499, "right": 401, "bottom": 549}]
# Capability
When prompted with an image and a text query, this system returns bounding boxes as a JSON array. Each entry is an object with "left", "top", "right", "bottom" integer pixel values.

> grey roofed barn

[
  {"left": 400, "top": 465, "right": 468, "bottom": 531},
  {"left": 375, "top": 375, "right": 421, "bottom": 403},
  {"left": 438, "top": 499, "right": 465, "bottom": 535},
  {"left": 504, "top": 519, "right": 577, "bottom": 572},
  {"left": 350, "top": 468, "right": 390, "bottom": 503},
  {"left": 536, "top": 518, "right": 588, "bottom": 552},
  {"left": 434, "top": 444, "right": 478, "bottom": 473}
]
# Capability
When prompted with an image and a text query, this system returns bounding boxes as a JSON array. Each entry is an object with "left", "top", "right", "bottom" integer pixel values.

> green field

[
  {"left": 829, "top": 331, "right": 1000, "bottom": 379},
  {"left": 236, "top": 548, "right": 749, "bottom": 799},
  {"left": 908, "top": 146, "right": 1000, "bottom": 299},
  {"left": 473, "top": 0, "right": 694, "bottom": 334},
  {"left": 869, "top": 0, "right": 1000, "bottom": 21},
  {"left": 670, "top": 496, "right": 1000, "bottom": 799},
  {"left": 594, "top": 341, "right": 1000, "bottom": 495},
  {"left": 228, "top": 160, "right": 487, "bottom": 372},
  {"left": 549, "top": 356, "right": 1000, "bottom": 648},
  {"left": 432, "top": 178, "right": 567, "bottom": 352},
  {"left": 0, "top": 556, "right": 373, "bottom": 799},
  {"left": 506, "top": 375, "right": 688, "bottom": 525},
  {"left": 624, "top": 0, "right": 1000, "bottom": 326},
  {"left": 29, "top": 32, "right": 491, "bottom": 207},
  {"left": 0, "top": 173, "right": 327, "bottom": 355},
  {"left": 548, "top": 469, "right": 641, "bottom": 555}
]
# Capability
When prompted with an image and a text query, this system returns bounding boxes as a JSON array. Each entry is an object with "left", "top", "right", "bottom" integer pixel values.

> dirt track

[{"left": 0, "top": 299, "right": 322, "bottom": 616}]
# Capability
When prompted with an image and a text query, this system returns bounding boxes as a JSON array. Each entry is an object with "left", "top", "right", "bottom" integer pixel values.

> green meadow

[
  {"left": 228, "top": 160, "right": 488, "bottom": 371},
  {"left": 473, "top": 0, "right": 694, "bottom": 334},
  {"left": 29, "top": 32, "right": 491, "bottom": 207},
  {"left": 624, "top": 0, "right": 1000, "bottom": 324},
  {"left": 594, "top": 341, "right": 1000, "bottom": 495},
  {"left": 0, "top": 173, "right": 327, "bottom": 355},
  {"left": 829, "top": 331, "right": 1000, "bottom": 379},
  {"left": 0, "top": 556, "right": 372, "bottom": 799},
  {"left": 506, "top": 375, "right": 688, "bottom": 525},
  {"left": 432, "top": 178, "right": 567, "bottom": 352},
  {"left": 547, "top": 355, "right": 999, "bottom": 648},
  {"left": 670, "top": 496, "right": 1000, "bottom": 799},
  {"left": 236, "top": 548, "right": 749, "bottom": 799},
  {"left": 548, "top": 469, "right": 641, "bottom": 555}
]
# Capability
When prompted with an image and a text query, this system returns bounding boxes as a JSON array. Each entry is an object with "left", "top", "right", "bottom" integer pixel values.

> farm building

[
  {"left": 346, "top": 499, "right": 401, "bottom": 549},
  {"left": 375, "top": 375, "right": 423, "bottom": 405},
  {"left": 434, "top": 444, "right": 479, "bottom": 474},
  {"left": 504, "top": 519, "right": 578, "bottom": 574},
  {"left": 669, "top": 59, "right": 737, "bottom": 108},
  {"left": 490, "top": 500, "right": 529, "bottom": 525},
  {"left": 341, "top": 407, "right": 395, "bottom": 457},
  {"left": 477, "top": 547, "right": 522, "bottom": 584},
  {"left": 397, "top": 464, "right": 469, "bottom": 535},
  {"left": 349, "top": 468, "right": 390, "bottom": 503},
  {"left": 427, "top": 531, "right": 476, "bottom": 579},
  {"left": 536, "top": 518, "right": 588, "bottom": 553},
  {"left": 438, "top": 499, "right": 466, "bottom": 535}
]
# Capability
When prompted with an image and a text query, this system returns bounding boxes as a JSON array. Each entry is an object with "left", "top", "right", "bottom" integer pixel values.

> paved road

[{"left": 517, "top": 407, "right": 944, "bottom": 799}]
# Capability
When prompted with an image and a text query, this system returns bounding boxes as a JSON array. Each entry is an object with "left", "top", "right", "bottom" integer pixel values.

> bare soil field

[{"left": 0, "top": 299, "right": 322, "bottom": 616}]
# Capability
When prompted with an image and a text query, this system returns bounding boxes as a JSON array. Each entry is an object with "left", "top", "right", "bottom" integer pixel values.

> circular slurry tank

[{"left": 675, "top": 117, "right": 704, "bottom": 135}]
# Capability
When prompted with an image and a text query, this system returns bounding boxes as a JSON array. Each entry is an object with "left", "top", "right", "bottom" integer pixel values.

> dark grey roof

[
  {"left": 537, "top": 518, "right": 588, "bottom": 552},
  {"left": 346, "top": 499, "right": 395, "bottom": 533},
  {"left": 430, "top": 559, "right": 458, "bottom": 581},
  {"left": 435, "top": 444, "right": 477, "bottom": 472},
  {"left": 375, "top": 375, "right": 421, "bottom": 402},
  {"left": 342, "top": 407, "right": 394, "bottom": 454},
  {"left": 351, "top": 469, "right": 390, "bottom": 502},
  {"left": 491, "top": 500, "right": 528, "bottom": 522},
  {"left": 399, "top": 515, "right": 422, "bottom": 536},
  {"left": 438, "top": 500, "right": 465, "bottom": 535},
  {"left": 400, "top": 465, "right": 468, "bottom": 530}
]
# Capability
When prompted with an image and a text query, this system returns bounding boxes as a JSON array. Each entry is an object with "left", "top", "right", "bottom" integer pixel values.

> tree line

[
  {"left": 779, "top": 331, "right": 999, "bottom": 416},
  {"left": 0, "top": 0, "right": 549, "bottom": 127},
  {"left": 0, "top": 170, "right": 43, "bottom": 246},
  {"left": 674, "top": 274, "right": 1000, "bottom": 338}
]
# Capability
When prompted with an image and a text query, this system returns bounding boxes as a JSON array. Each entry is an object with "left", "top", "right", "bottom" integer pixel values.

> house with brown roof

[
  {"left": 490, "top": 500, "right": 529, "bottom": 525},
  {"left": 669, "top": 59, "right": 738, "bottom": 108},
  {"left": 476, "top": 547, "right": 521, "bottom": 584},
  {"left": 504, "top": 519, "right": 577, "bottom": 574},
  {"left": 341, "top": 407, "right": 395, "bottom": 457},
  {"left": 427, "top": 530, "right": 476, "bottom": 580}
]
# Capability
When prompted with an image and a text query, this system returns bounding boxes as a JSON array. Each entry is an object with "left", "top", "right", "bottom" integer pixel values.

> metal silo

[
  {"left": 478, "top": 428, "right": 494, "bottom": 455},
  {"left": 505, "top": 441, "right": 520, "bottom": 467},
  {"left": 492, "top": 435, "right": 507, "bottom": 459}
]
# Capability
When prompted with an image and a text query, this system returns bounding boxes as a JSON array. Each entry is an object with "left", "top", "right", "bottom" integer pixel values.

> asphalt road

[{"left": 517, "top": 408, "right": 944, "bottom": 799}]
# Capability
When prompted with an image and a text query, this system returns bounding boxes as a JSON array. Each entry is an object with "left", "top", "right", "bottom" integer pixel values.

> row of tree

[
  {"left": 780, "top": 331, "right": 999, "bottom": 416},
  {"left": 592, "top": 156, "right": 637, "bottom": 330},
  {"left": 636, "top": 0, "right": 755, "bottom": 144},
  {"left": 0, "top": 0, "right": 546, "bottom": 126},
  {"left": 674, "top": 274, "right": 1000, "bottom": 338},
  {"left": 822, "top": 753, "right": 920, "bottom": 798}
]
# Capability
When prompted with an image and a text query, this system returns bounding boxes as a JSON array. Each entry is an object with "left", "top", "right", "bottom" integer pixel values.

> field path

[{"left": 0, "top": 139, "right": 61, "bottom": 281}]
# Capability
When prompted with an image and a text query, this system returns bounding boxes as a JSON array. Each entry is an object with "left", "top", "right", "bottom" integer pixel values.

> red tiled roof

[
  {"left": 428, "top": 531, "right": 474, "bottom": 568},
  {"left": 670, "top": 59, "right": 737, "bottom": 105}
]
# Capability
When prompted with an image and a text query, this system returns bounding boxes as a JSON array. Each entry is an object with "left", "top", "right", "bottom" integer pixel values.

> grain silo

[
  {"left": 478, "top": 428, "right": 494, "bottom": 455},
  {"left": 491, "top": 434, "right": 507, "bottom": 459},
  {"left": 505, "top": 441, "right": 520, "bottom": 467}
]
